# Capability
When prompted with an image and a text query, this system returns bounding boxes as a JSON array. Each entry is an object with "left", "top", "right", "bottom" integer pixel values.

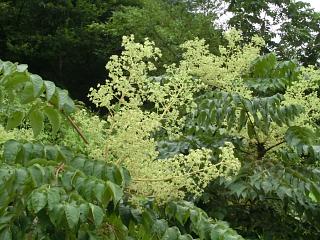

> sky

[{"left": 303, "top": 0, "right": 320, "bottom": 11}]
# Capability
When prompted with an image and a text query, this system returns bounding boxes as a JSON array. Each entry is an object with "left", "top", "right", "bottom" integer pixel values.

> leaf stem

[
  {"left": 265, "top": 140, "right": 285, "bottom": 152},
  {"left": 62, "top": 112, "right": 89, "bottom": 144}
]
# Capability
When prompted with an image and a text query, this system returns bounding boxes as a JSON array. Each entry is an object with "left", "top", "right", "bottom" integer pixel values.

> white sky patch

[{"left": 303, "top": 0, "right": 320, "bottom": 11}]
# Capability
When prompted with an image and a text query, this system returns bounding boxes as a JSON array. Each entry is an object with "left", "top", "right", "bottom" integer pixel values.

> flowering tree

[{"left": 0, "top": 29, "right": 319, "bottom": 238}]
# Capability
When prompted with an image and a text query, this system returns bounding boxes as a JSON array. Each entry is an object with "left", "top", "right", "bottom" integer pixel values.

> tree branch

[
  {"left": 60, "top": 111, "right": 89, "bottom": 145},
  {"left": 265, "top": 140, "right": 285, "bottom": 152},
  {"left": 66, "top": 115, "right": 89, "bottom": 144}
]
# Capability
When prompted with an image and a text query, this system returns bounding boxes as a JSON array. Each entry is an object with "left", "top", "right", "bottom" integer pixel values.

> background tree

[
  {"left": 0, "top": 0, "right": 222, "bottom": 103},
  {"left": 184, "top": 0, "right": 320, "bottom": 66},
  {"left": 103, "top": 0, "right": 223, "bottom": 66},
  {"left": 224, "top": 0, "right": 320, "bottom": 66},
  {"left": 0, "top": 0, "right": 115, "bottom": 101}
]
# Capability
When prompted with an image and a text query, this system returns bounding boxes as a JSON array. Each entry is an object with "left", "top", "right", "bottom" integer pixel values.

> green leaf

[
  {"left": 28, "top": 164, "right": 45, "bottom": 187},
  {"left": 49, "top": 204, "right": 65, "bottom": 227},
  {"left": 113, "top": 165, "right": 125, "bottom": 186},
  {"left": 247, "top": 122, "right": 255, "bottom": 139},
  {"left": 165, "top": 202, "right": 177, "bottom": 220},
  {"left": 152, "top": 219, "right": 168, "bottom": 236},
  {"left": 28, "top": 190, "right": 47, "bottom": 213},
  {"left": 89, "top": 203, "right": 104, "bottom": 227},
  {"left": 210, "top": 229, "right": 220, "bottom": 240},
  {"left": 243, "top": 99, "right": 253, "bottom": 113},
  {"left": 107, "top": 181, "right": 123, "bottom": 207},
  {"left": 44, "top": 145, "right": 59, "bottom": 160},
  {"left": 29, "top": 74, "right": 44, "bottom": 97},
  {"left": 238, "top": 109, "right": 247, "bottom": 131},
  {"left": 94, "top": 182, "right": 110, "bottom": 206},
  {"left": 6, "top": 111, "right": 25, "bottom": 130},
  {"left": 161, "top": 227, "right": 180, "bottom": 240},
  {"left": 64, "top": 203, "right": 80, "bottom": 229},
  {"left": 1, "top": 61, "right": 14, "bottom": 75},
  {"left": 277, "top": 186, "right": 292, "bottom": 200},
  {"left": 120, "top": 168, "right": 131, "bottom": 186},
  {"left": 3, "top": 72, "right": 28, "bottom": 89},
  {"left": 106, "top": 214, "right": 128, "bottom": 239},
  {"left": 178, "top": 235, "right": 193, "bottom": 240},
  {"left": 20, "top": 143, "right": 33, "bottom": 165},
  {"left": 309, "top": 183, "right": 320, "bottom": 203},
  {"left": 252, "top": 53, "right": 277, "bottom": 77},
  {"left": 57, "top": 89, "right": 75, "bottom": 113},
  {"left": 60, "top": 171, "right": 74, "bottom": 191},
  {"left": 261, "top": 181, "right": 273, "bottom": 193},
  {"left": 175, "top": 205, "right": 189, "bottom": 225},
  {"left": 29, "top": 109, "right": 44, "bottom": 136},
  {"left": 0, "top": 228, "right": 12, "bottom": 240},
  {"left": 79, "top": 203, "right": 90, "bottom": 222},
  {"left": 20, "top": 82, "right": 35, "bottom": 103},
  {"left": 13, "top": 168, "right": 29, "bottom": 191},
  {"left": 16, "top": 64, "right": 28, "bottom": 72},
  {"left": 285, "top": 126, "right": 315, "bottom": 147},
  {"left": 3, "top": 140, "right": 22, "bottom": 163},
  {"left": 70, "top": 156, "right": 86, "bottom": 170},
  {"left": 44, "top": 80, "right": 56, "bottom": 101},
  {"left": 47, "top": 188, "right": 61, "bottom": 211},
  {"left": 196, "top": 221, "right": 211, "bottom": 239},
  {"left": 228, "top": 183, "right": 247, "bottom": 197},
  {"left": 43, "top": 106, "right": 61, "bottom": 134}
]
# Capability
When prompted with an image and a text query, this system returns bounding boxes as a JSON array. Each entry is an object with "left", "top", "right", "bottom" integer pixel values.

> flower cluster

[
  {"left": 180, "top": 28, "right": 264, "bottom": 98},
  {"left": 86, "top": 32, "right": 248, "bottom": 203},
  {"left": 218, "top": 142, "right": 242, "bottom": 180},
  {"left": 283, "top": 66, "right": 320, "bottom": 128}
]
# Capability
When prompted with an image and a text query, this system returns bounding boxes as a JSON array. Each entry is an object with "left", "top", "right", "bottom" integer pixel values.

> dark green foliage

[
  {"left": 0, "top": 0, "right": 127, "bottom": 102},
  {"left": 285, "top": 126, "right": 320, "bottom": 161},
  {"left": 245, "top": 53, "right": 300, "bottom": 96},
  {"left": 191, "top": 91, "right": 301, "bottom": 136},
  {"left": 0, "top": 141, "right": 244, "bottom": 239},
  {"left": 117, "top": 200, "right": 244, "bottom": 240},
  {"left": 164, "top": 201, "right": 244, "bottom": 240},
  {"left": 202, "top": 162, "right": 320, "bottom": 239},
  {"left": 0, "top": 140, "right": 128, "bottom": 237}
]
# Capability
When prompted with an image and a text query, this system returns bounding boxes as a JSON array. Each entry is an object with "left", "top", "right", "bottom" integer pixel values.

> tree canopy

[{"left": 224, "top": 0, "right": 320, "bottom": 66}]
